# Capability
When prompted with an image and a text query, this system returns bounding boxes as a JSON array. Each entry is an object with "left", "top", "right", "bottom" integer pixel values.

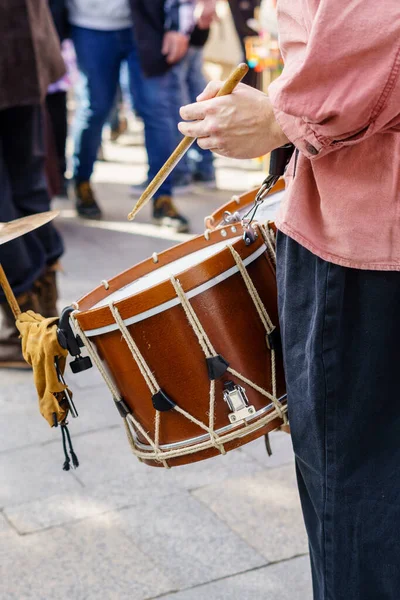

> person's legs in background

[
  {"left": 127, "top": 31, "right": 189, "bottom": 232},
  {"left": 71, "top": 26, "right": 123, "bottom": 218},
  {"left": 170, "top": 46, "right": 216, "bottom": 191},
  {"left": 169, "top": 54, "right": 194, "bottom": 193},
  {"left": 186, "top": 46, "right": 216, "bottom": 186},
  {"left": 0, "top": 105, "right": 64, "bottom": 367},
  {"left": 46, "top": 90, "right": 68, "bottom": 196}
]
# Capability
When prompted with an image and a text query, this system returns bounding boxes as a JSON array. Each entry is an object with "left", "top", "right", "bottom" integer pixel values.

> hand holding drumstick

[{"left": 127, "top": 63, "right": 250, "bottom": 221}]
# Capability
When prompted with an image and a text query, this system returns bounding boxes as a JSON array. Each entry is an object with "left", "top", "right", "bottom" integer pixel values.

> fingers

[
  {"left": 165, "top": 41, "right": 180, "bottom": 64},
  {"left": 197, "top": 80, "right": 223, "bottom": 102},
  {"left": 197, "top": 136, "right": 221, "bottom": 151},
  {"left": 162, "top": 33, "right": 188, "bottom": 64},
  {"left": 178, "top": 119, "right": 210, "bottom": 138}
]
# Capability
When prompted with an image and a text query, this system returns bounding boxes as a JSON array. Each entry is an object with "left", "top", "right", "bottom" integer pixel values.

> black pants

[
  {"left": 276, "top": 232, "right": 400, "bottom": 600},
  {"left": 46, "top": 91, "right": 68, "bottom": 179},
  {"left": 0, "top": 105, "right": 64, "bottom": 299}
]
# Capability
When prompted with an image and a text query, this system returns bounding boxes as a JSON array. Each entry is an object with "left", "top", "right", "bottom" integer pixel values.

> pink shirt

[{"left": 269, "top": 0, "right": 400, "bottom": 270}]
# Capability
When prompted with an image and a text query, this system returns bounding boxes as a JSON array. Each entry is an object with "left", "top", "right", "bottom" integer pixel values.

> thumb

[{"left": 196, "top": 80, "right": 223, "bottom": 102}]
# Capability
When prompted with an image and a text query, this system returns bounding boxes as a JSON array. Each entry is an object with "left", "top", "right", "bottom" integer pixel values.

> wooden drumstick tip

[{"left": 127, "top": 62, "right": 250, "bottom": 222}]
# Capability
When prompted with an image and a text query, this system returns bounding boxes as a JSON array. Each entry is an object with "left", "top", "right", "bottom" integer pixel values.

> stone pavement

[{"left": 0, "top": 131, "right": 312, "bottom": 599}]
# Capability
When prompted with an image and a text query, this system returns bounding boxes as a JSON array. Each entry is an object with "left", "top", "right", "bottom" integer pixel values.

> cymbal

[{"left": 0, "top": 211, "right": 59, "bottom": 246}]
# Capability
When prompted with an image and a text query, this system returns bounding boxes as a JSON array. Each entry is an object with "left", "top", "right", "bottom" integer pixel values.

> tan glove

[{"left": 16, "top": 310, "right": 70, "bottom": 426}]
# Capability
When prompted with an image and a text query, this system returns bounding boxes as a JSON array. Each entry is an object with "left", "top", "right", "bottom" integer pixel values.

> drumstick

[
  {"left": 127, "top": 63, "right": 249, "bottom": 221},
  {"left": 0, "top": 264, "right": 21, "bottom": 318}
]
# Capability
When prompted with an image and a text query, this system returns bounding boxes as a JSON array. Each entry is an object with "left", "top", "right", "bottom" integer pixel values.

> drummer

[{"left": 179, "top": 1, "right": 400, "bottom": 598}]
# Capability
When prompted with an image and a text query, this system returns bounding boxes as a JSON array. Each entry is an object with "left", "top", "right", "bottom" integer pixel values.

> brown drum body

[
  {"left": 205, "top": 179, "right": 285, "bottom": 231},
  {"left": 74, "top": 224, "right": 286, "bottom": 467}
]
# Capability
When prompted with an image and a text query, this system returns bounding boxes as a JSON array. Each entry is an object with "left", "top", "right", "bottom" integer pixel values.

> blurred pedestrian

[
  {"left": 46, "top": 0, "right": 71, "bottom": 197},
  {"left": 68, "top": 0, "right": 195, "bottom": 232},
  {"left": 0, "top": 0, "right": 65, "bottom": 368},
  {"left": 228, "top": 0, "right": 261, "bottom": 88},
  {"left": 171, "top": 0, "right": 218, "bottom": 192}
]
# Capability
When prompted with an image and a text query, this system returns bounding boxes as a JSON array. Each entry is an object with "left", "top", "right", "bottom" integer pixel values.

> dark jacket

[
  {"left": 129, "top": 0, "right": 194, "bottom": 76},
  {"left": 0, "top": 0, "right": 65, "bottom": 111},
  {"left": 48, "top": 0, "right": 70, "bottom": 41}
]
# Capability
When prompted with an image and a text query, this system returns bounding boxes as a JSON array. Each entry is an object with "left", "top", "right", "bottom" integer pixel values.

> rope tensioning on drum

[
  {"left": 73, "top": 313, "right": 288, "bottom": 464},
  {"left": 227, "top": 245, "right": 283, "bottom": 419},
  {"left": 70, "top": 242, "right": 287, "bottom": 466},
  {"left": 71, "top": 312, "right": 156, "bottom": 463},
  {"left": 259, "top": 225, "right": 277, "bottom": 266},
  {"left": 171, "top": 269, "right": 285, "bottom": 423},
  {"left": 108, "top": 302, "right": 230, "bottom": 462}
]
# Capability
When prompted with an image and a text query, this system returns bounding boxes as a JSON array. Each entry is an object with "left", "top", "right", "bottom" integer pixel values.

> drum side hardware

[
  {"left": 207, "top": 354, "right": 230, "bottom": 380},
  {"left": 241, "top": 144, "right": 295, "bottom": 243},
  {"left": 58, "top": 306, "right": 93, "bottom": 374},
  {"left": 222, "top": 211, "right": 241, "bottom": 225},
  {"left": 223, "top": 380, "right": 256, "bottom": 423}
]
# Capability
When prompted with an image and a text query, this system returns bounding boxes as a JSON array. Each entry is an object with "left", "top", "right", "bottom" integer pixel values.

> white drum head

[{"left": 93, "top": 236, "right": 241, "bottom": 309}]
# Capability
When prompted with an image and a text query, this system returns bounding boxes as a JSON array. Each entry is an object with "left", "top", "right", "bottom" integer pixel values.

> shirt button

[{"left": 305, "top": 142, "right": 319, "bottom": 155}]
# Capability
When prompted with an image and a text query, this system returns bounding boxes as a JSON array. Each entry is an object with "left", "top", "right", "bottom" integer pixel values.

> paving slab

[
  {"left": 0, "top": 375, "right": 120, "bottom": 453},
  {"left": 193, "top": 464, "right": 308, "bottom": 563},
  {"left": 155, "top": 555, "right": 312, "bottom": 600},
  {"left": 5, "top": 470, "right": 182, "bottom": 534},
  {"left": 57, "top": 425, "right": 152, "bottom": 487},
  {"left": 0, "top": 514, "right": 174, "bottom": 600},
  {"left": 166, "top": 447, "right": 265, "bottom": 492},
  {"left": 240, "top": 430, "right": 295, "bottom": 469},
  {"left": 109, "top": 492, "right": 266, "bottom": 589},
  {"left": 0, "top": 441, "right": 83, "bottom": 508},
  {"left": 0, "top": 512, "right": 15, "bottom": 536}
]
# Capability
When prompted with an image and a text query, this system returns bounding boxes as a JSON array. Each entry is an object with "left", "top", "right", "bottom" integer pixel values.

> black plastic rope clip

[
  {"left": 152, "top": 389, "right": 176, "bottom": 412},
  {"left": 206, "top": 354, "right": 230, "bottom": 380},
  {"left": 114, "top": 398, "right": 131, "bottom": 418},
  {"left": 58, "top": 306, "right": 93, "bottom": 374},
  {"left": 266, "top": 327, "right": 282, "bottom": 353}
]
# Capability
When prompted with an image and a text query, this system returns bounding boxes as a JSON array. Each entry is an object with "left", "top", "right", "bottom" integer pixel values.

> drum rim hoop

[
  {"left": 80, "top": 241, "right": 267, "bottom": 336},
  {"left": 133, "top": 395, "right": 287, "bottom": 452}
]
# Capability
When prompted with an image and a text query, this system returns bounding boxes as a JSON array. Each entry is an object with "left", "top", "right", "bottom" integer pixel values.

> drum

[
  {"left": 205, "top": 179, "right": 285, "bottom": 231},
  {"left": 71, "top": 223, "right": 287, "bottom": 468}
]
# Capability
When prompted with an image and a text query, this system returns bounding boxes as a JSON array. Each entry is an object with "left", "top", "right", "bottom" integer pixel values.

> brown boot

[
  {"left": 0, "top": 290, "right": 40, "bottom": 369},
  {"left": 33, "top": 261, "right": 60, "bottom": 318}
]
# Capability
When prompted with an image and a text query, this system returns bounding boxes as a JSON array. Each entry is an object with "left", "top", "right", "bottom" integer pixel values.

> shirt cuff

[{"left": 272, "top": 106, "right": 328, "bottom": 159}]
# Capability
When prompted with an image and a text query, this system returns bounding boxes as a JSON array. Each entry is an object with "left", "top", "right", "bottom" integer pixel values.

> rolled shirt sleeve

[{"left": 269, "top": 0, "right": 400, "bottom": 160}]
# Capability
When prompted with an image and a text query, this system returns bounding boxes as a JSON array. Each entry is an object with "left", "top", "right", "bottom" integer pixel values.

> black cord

[{"left": 60, "top": 423, "right": 79, "bottom": 470}]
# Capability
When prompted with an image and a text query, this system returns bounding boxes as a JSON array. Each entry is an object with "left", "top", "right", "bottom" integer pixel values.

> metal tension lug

[{"left": 223, "top": 381, "right": 256, "bottom": 424}]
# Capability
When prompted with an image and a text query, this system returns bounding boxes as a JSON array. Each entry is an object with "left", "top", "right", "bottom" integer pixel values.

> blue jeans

[
  {"left": 170, "top": 47, "right": 215, "bottom": 179},
  {"left": 72, "top": 26, "right": 175, "bottom": 198},
  {"left": 0, "top": 106, "right": 63, "bottom": 300},
  {"left": 277, "top": 232, "right": 400, "bottom": 599}
]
